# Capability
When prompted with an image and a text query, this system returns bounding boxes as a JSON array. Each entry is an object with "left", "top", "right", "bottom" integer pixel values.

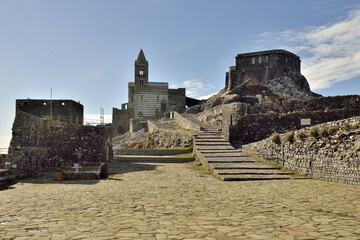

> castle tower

[{"left": 134, "top": 49, "right": 149, "bottom": 90}]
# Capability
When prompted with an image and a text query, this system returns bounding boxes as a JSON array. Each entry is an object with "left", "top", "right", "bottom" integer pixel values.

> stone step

[
  {"left": 194, "top": 135, "right": 223, "bottom": 139},
  {"left": 113, "top": 149, "right": 190, "bottom": 156},
  {"left": 113, "top": 155, "right": 194, "bottom": 163},
  {"left": 195, "top": 143, "right": 232, "bottom": 146},
  {"left": 195, "top": 139, "right": 228, "bottom": 143},
  {"left": 202, "top": 153, "right": 248, "bottom": 159},
  {"left": 207, "top": 158, "right": 255, "bottom": 164},
  {"left": 196, "top": 146, "right": 235, "bottom": 150},
  {"left": 211, "top": 163, "right": 281, "bottom": 170},
  {"left": 214, "top": 169, "right": 291, "bottom": 175},
  {"left": 219, "top": 174, "right": 293, "bottom": 181}
]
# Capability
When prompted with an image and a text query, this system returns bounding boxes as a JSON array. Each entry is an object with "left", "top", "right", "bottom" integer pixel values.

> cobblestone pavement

[{"left": 1, "top": 162, "right": 360, "bottom": 240}]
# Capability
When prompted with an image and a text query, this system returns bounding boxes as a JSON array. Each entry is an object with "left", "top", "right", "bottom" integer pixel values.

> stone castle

[{"left": 112, "top": 49, "right": 186, "bottom": 136}]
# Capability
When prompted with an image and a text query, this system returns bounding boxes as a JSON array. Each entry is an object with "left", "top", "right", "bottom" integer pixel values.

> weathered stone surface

[
  {"left": 243, "top": 117, "right": 360, "bottom": 185},
  {"left": 7, "top": 111, "right": 112, "bottom": 178}
]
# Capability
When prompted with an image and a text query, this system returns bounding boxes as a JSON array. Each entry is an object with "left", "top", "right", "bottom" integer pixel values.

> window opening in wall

[
  {"left": 138, "top": 111, "right": 143, "bottom": 117},
  {"left": 252, "top": 57, "right": 255, "bottom": 64},
  {"left": 141, "top": 94, "right": 143, "bottom": 102},
  {"left": 62, "top": 102, "right": 65, "bottom": 106},
  {"left": 161, "top": 100, "right": 166, "bottom": 112},
  {"left": 43, "top": 102, "right": 47, "bottom": 106},
  {"left": 266, "top": 56, "right": 269, "bottom": 63},
  {"left": 259, "top": 56, "right": 262, "bottom": 63},
  {"left": 139, "top": 70, "right": 144, "bottom": 76},
  {"left": 157, "top": 95, "right": 159, "bottom": 101}
]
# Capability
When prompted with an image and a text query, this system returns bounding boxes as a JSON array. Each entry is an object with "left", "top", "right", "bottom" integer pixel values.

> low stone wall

[
  {"left": 8, "top": 111, "right": 113, "bottom": 177},
  {"left": 243, "top": 117, "right": 360, "bottom": 185},
  {"left": 229, "top": 107, "right": 360, "bottom": 145},
  {"left": 0, "top": 154, "right": 7, "bottom": 168},
  {"left": 173, "top": 112, "right": 202, "bottom": 132}
]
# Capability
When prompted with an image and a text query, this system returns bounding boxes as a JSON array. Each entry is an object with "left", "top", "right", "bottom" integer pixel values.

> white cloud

[
  {"left": 197, "top": 93, "right": 217, "bottom": 100},
  {"left": 183, "top": 78, "right": 215, "bottom": 98},
  {"left": 258, "top": 8, "right": 360, "bottom": 90}
]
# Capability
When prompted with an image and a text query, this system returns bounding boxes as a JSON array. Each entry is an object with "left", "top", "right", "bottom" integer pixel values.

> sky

[{"left": 1, "top": 0, "right": 360, "bottom": 150}]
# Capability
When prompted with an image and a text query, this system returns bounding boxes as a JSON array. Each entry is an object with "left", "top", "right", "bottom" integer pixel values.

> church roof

[{"left": 135, "top": 49, "right": 148, "bottom": 64}]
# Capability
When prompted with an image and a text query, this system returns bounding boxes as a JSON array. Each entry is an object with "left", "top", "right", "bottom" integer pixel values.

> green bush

[
  {"left": 270, "top": 133, "right": 281, "bottom": 145},
  {"left": 328, "top": 127, "right": 338, "bottom": 136},
  {"left": 296, "top": 131, "right": 307, "bottom": 142},
  {"left": 343, "top": 121, "right": 351, "bottom": 131},
  {"left": 308, "top": 127, "right": 319, "bottom": 138},
  {"left": 285, "top": 131, "right": 294, "bottom": 143},
  {"left": 319, "top": 127, "right": 329, "bottom": 138}
]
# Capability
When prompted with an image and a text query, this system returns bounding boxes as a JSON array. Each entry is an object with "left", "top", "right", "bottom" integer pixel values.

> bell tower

[{"left": 134, "top": 49, "right": 149, "bottom": 89}]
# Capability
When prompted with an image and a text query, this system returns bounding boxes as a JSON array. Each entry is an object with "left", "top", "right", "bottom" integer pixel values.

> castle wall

[
  {"left": 226, "top": 50, "right": 301, "bottom": 91},
  {"left": 16, "top": 99, "right": 83, "bottom": 124},
  {"left": 242, "top": 117, "right": 360, "bottom": 185},
  {"left": 8, "top": 111, "right": 112, "bottom": 177}
]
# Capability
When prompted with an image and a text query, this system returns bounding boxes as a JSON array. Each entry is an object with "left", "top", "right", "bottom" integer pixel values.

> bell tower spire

[{"left": 134, "top": 49, "right": 149, "bottom": 88}]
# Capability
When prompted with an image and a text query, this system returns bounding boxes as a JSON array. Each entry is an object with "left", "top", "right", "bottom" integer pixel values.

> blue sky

[{"left": 1, "top": 0, "right": 360, "bottom": 149}]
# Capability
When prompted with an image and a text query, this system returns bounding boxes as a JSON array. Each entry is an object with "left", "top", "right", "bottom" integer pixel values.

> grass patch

[
  {"left": 242, "top": 151, "right": 310, "bottom": 178},
  {"left": 172, "top": 152, "right": 193, "bottom": 158},
  {"left": 184, "top": 161, "right": 223, "bottom": 181}
]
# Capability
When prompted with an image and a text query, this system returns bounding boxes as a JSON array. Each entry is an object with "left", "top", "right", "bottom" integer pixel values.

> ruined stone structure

[
  {"left": 222, "top": 49, "right": 318, "bottom": 104},
  {"left": 112, "top": 50, "right": 186, "bottom": 136},
  {"left": 195, "top": 49, "right": 360, "bottom": 145},
  {"left": 16, "top": 99, "right": 83, "bottom": 124},
  {"left": 8, "top": 101, "right": 112, "bottom": 177}
]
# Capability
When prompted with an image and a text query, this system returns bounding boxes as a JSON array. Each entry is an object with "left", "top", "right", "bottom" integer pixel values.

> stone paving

[{"left": 1, "top": 162, "right": 360, "bottom": 239}]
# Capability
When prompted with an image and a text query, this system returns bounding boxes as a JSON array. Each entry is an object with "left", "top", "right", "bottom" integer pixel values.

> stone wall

[
  {"left": 112, "top": 107, "right": 133, "bottom": 136},
  {"left": 8, "top": 111, "right": 112, "bottom": 177},
  {"left": 16, "top": 99, "right": 83, "bottom": 124},
  {"left": 242, "top": 117, "right": 360, "bottom": 185},
  {"left": 168, "top": 88, "right": 186, "bottom": 113},
  {"left": 0, "top": 154, "right": 7, "bottom": 168},
  {"left": 223, "top": 95, "right": 360, "bottom": 144}
]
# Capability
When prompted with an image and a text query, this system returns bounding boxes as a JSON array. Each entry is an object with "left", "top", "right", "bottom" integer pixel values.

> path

[
  {"left": 181, "top": 114, "right": 295, "bottom": 181},
  {"left": 1, "top": 162, "right": 359, "bottom": 239}
]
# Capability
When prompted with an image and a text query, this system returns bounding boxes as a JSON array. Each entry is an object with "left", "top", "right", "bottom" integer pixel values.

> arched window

[
  {"left": 138, "top": 111, "right": 143, "bottom": 117},
  {"left": 139, "top": 70, "right": 144, "bottom": 76}
]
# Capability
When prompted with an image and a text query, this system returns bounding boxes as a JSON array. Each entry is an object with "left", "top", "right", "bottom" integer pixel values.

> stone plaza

[{"left": 1, "top": 162, "right": 359, "bottom": 239}]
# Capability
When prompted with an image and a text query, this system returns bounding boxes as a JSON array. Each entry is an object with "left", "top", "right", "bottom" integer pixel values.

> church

[{"left": 112, "top": 49, "right": 186, "bottom": 136}]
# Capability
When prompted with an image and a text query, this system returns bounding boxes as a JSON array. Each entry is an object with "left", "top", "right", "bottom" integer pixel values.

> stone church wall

[{"left": 8, "top": 111, "right": 112, "bottom": 177}]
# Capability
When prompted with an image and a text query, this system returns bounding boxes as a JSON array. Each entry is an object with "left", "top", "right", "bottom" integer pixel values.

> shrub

[
  {"left": 270, "top": 133, "right": 281, "bottom": 145},
  {"left": 285, "top": 131, "right": 294, "bottom": 143},
  {"left": 328, "top": 127, "right": 338, "bottom": 136},
  {"left": 296, "top": 131, "right": 307, "bottom": 142},
  {"left": 308, "top": 127, "right": 319, "bottom": 138},
  {"left": 343, "top": 121, "right": 351, "bottom": 131},
  {"left": 319, "top": 127, "right": 329, "bottom": 138}
]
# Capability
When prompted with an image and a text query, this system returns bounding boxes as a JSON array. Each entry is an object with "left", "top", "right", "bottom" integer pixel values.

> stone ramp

[
  {"left": 111, "top": 148, "right": 194, "bottom": 164},
  {"left": 187, "top": 119, "right": 295, "bottom": 181}
]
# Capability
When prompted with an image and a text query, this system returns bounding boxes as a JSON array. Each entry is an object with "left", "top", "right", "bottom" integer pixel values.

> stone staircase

[
  {"left": 111, "top": 148, "right": 194, "bottom": 164},
  {"left": 191, "top": 119, "right": 295, "bottom": 181}
]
